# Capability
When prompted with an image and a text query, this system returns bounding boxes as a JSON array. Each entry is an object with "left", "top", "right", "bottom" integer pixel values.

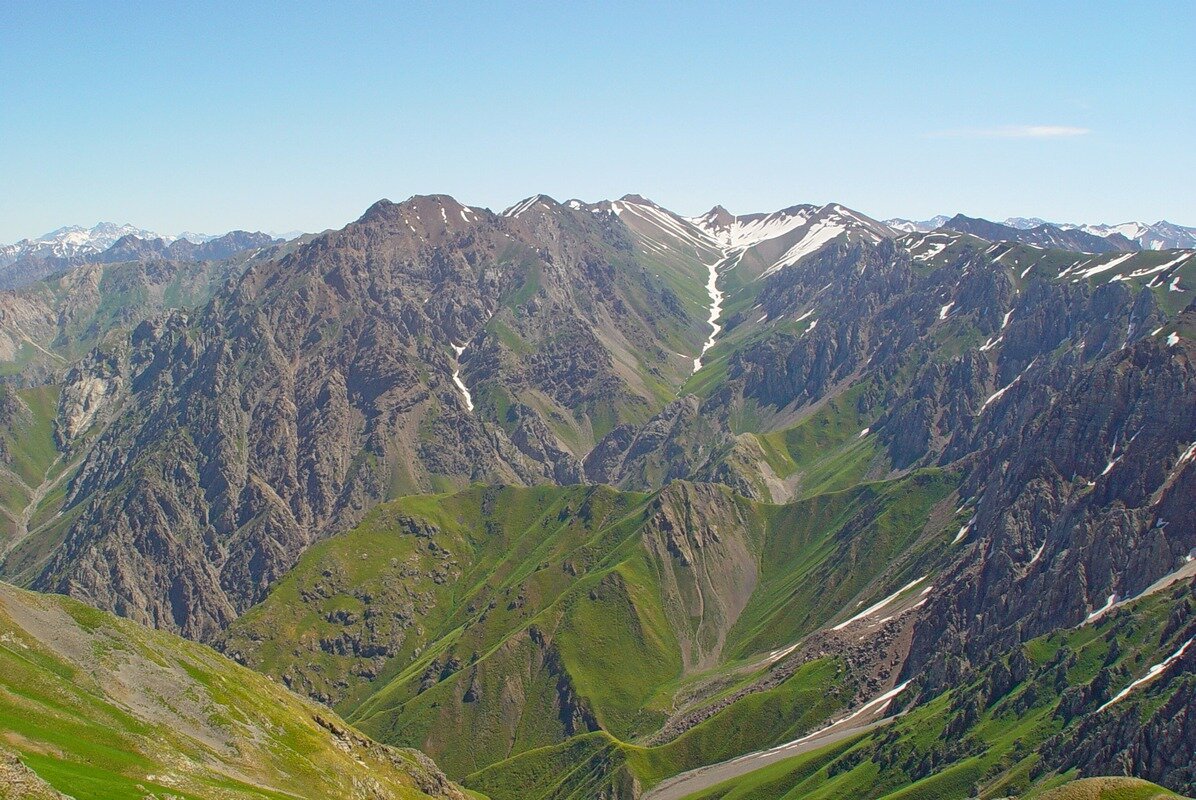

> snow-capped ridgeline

[
  {"left": 682, "top": 202, "right": 890, "bottom": 278},
  {"left": 884, "top": 215, "right": 951, "bottom": 234},
  {"left": 759, "top": 205, "right": 888, "bottom": 278},
  {"left": 502, "top": 194, "right": 554, "bottom": 219},
  {"left": 886, "top": 215, "right": 1196, "bottom": 250},
  {"left": 0, "top": 222, "right": 217, "bottom": 265},
  {"left": 686, "top": 204, "right": 817, "bottom": 250},
  {"left": 596, "top": 196, "right": 893, "bottom": 370},
  {"left": 1066, "top": 220, "right": 1196, "bottom": 250}
]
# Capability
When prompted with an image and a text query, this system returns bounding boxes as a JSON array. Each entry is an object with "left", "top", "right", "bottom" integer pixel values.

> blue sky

[{"left": 1, "top": 1, "right": 1193, "bottom": 241}]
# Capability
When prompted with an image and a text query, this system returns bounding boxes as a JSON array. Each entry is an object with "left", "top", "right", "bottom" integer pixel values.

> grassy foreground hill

[
  {"left": 0, "top": 581, "right": 473, "bottom": 800},
  {"left": 1036, "top": 777, "right": 1186, "bottom": 800}
]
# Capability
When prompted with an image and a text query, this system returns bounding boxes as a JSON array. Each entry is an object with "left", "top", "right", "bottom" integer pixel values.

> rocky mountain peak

[
  {"left": 617, "top": 193, "right": 657, "bottom": 207},
  {"left": 502, "top": 194, "right": 563, "bottom": 219},
  {"left": 357, "top": 198, "right": 399, "bottom": 223}
]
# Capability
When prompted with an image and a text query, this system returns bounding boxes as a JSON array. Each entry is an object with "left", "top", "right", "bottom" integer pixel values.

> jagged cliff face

[
  {"left": 21, "top": 195, "right": 707, "bottom": 639},
  {"left": 1043, "top": 617, "right": 1196, "bottom": 793},
  {"left": 907, "top": 335, "right": 1196, "bottom": 682},
  {"left": 0, "top": 240, "right": 288, "bottom": 384}
]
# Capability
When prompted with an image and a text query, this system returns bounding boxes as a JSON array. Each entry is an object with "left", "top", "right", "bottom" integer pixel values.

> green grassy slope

[
  {"left": 464, "top": 656, "right": 856, "bottom": 800},
  {"left": 0, "top": 385, "right": 63, "bottom": 548},
  {"left": 0, "top": 581, "right": 471, "bottom": 800},
  {"left": 224, "top": 472, "right": 959, "bottom": 791},
  {"left": 1035, "top": 777, "right": 1186, "bottom": 800}
]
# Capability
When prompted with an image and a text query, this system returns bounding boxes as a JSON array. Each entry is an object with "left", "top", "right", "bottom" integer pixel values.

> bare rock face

[
  {"left": 640, "top": 481, "right": 758, "bottom": 671},
  {"left": 585, "top": 395, "right": 744, "bottom": 495},
  {"left": 908, "top": 335, "right": 1196, "bottom": 687},
  {"left": 30, "top": 196, "right": 701, "bottom": 640},
  {"left": 56, "top": 343, "right": 127, "bottom": 443},
  {"left": 0, "top": 292, "right": 56, "bottom": 366}
]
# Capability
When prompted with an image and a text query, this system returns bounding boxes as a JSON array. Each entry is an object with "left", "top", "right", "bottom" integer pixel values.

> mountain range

[
  {"left": 8, "top": 211, "right": 1194, "bottom": 274},
  {"left": 0, "top": 224, "right": 287, "bottom": 290},
  {"left": 0, "top": 222, "right": 226, "bottom": 266},
  {"left": 887, "top": 215, "right": 1196, "bottom": 250},
  {"left": 0, "top": 192, "right": 1193, "bottom": 800}
]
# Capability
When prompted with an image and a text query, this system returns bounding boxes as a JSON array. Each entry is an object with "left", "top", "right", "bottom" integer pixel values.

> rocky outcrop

[
  {"left": 0, "top": 747, "right": 71, "bottom": 800},
  {"left": 585, "top": 396, "right": 743, "bottom": 494},
  {"left": 1046, "top": 643, "right": 1196, "bottom": 793},
  {"left": 907, "top": 335, "right": 1196, "bottom": 687}
]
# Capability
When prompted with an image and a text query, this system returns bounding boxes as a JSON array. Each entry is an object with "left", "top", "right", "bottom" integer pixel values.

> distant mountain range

[
  {"left": 0, "top": 223, "right": 288, "bottom": 290},
  {"left": 0, "top": 222, "right": 214, "bottom": 267},
  {"left": 886, "top": 214, "right": 1196, "bottom": 250}
]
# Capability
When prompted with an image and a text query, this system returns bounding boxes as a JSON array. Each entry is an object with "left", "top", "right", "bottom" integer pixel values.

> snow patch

[
  {"left": 832, "top": 577, "right": 928, "bottom": 631},
  {"left": 744, "top": 682, "right": 911, "bottom": 760},
  {"left": 760, "top": 219, "right": 848, "bottom": 278},
  {"left": 694, "top": 255, "right": 730, "bottom": 372},
  {"left": 1078, "top": 252, "right": 1136, "bottom": 279},
  {"left": 502, "top": 195, "right": 545, "bottom": 219},
  {"left": 1115, "top": 251, "right": 1193, "bottom": 282},
  {"left": 451, "top": 343, "right": 473, "bottom": 411},
  {"left": 979, "top": 358, "right": 1036, "bottom": 413},
  {"left": 953, "top": 517, "right": 976, "bottom": 545},
  {"left": 981, "top": 382, "right": 1013, "bottom": 410},
  {"left": 1098, "top": 637, "right": 1195, "bottom": 712},
  {"left": 1085, "top": 593, "right": 1118, "bottom": 623}
]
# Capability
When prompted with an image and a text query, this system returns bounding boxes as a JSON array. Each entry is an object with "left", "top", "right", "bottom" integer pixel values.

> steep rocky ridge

[
  {"left": 648, "top": 581, "right": 1196, "bottom": 800},
  {"left": 18, "top": 195, "right": 710, "bottom": 640},
  {"left": 0, "top": 228, "right": 280, "bottom": 291},
  {"left": 906, "top": 334, "right": 1196, "bottom": 688},
  {"left": 0, "top": 238, "right": 297, "bottom": 382}
]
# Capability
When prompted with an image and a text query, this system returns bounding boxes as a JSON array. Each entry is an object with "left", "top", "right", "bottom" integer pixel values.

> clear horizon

[{"left": 2, "top": 1, "right": 1193, "bottom": 242}]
